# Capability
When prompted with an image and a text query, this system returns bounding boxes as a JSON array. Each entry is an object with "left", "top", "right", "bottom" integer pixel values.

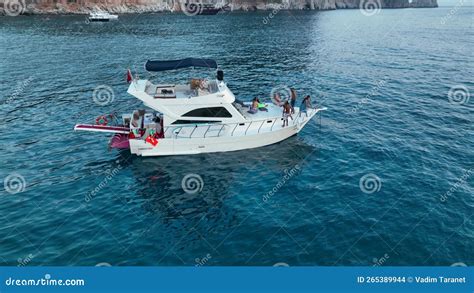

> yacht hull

[
  {"left": 130, "top": 125, "right": 298, "bottom": 156},
  {"left": 128, "top": 109, "right": 321, "bottom": 157}
]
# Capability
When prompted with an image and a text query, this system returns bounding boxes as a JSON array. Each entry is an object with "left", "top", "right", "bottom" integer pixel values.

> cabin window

[
  {"left": 182, "top": 107, "right": 232, "bottom": 118},
  {"left": 171, "top": 120, "right": 222, "bottom": 125}
]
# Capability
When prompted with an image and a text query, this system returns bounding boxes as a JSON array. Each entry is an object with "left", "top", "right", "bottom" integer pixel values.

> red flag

[{"left": 126, "top": 69, "right": 133, "bottom": 83}]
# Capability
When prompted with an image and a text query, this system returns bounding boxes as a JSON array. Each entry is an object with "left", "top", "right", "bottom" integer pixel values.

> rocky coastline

[{"left": 1, "top": 0, "right": 438, "bottom": 16}]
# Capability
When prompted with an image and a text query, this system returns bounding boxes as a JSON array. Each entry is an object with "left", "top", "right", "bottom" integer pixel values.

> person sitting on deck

[
  {"left": 256, "top": 98, "right": 268, "bottom": 112},
  {"left": 282, "top": 101, "right": 293, "bottom": 127},
  {"left": 248, "top": 97, "right": 259, "bottom": 114},
  {"left": 131, "top": 113, "right": 139, "bottom": 128},
  {"left": 130, "top": 112, "right": 142, "bottom": 138}
]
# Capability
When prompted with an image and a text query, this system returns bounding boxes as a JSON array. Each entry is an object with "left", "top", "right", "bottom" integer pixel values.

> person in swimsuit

[
  {"left": 290, "top": 88, "right": 297, "bottom": 114},
  {"left": 247, "top": 97, "right": 258, "bottom": 114},
  {"left": 130, "top": 112, "right": 141, "bottom": 137},
  {"left": 254, "top": 98, "right": 268, "bottom": 112},
  {"left": 282, "top": 101, "right": 293, "bottom": 127},
  {"left": 273, "top": 92, "right": 281, "bottom": 106},
  {"left": 299, "top": 95, "right": 312, "bottom": 117},
  {"left": 249, "top": 97, "right": 259, "bottom": 114}
]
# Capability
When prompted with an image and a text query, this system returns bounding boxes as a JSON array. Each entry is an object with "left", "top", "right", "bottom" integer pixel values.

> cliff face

[
  {"left": 1, "top": 0, "right": 438, "bottom": 15},
  {"left": 410, "top": 0, "right": 438, "bottom": 8}
]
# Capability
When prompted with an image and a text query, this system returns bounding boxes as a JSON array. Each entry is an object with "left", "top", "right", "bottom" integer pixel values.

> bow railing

[{"left": 162, "top": 107, "right": 325, "bottom": 140}]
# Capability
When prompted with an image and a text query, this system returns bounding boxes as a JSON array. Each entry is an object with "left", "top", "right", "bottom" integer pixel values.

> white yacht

[
  {"left": 74, "top": 58, "right": 326, "bottom": 156},
  {"left": 88, "top": 11, "right": 118, "bottom": 22}
]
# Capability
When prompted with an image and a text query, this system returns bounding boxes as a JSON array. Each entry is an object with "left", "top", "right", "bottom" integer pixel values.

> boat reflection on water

[{"left": 117, "top": 135, "right": 318, "bottom": 249}]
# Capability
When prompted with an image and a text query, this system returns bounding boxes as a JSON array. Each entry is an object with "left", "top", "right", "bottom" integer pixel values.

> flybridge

[{"left": 145, "top": 58, "right": 218, "bottom": 72}]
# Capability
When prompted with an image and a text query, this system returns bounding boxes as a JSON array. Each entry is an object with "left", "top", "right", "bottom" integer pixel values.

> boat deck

[
  {"left": 163, "top": 107, "right": 319, "bottom": 140},
  {"left": 145, "top": 81, "right": 219, "bottom": 99},
  {"left": 235, "top": 102, "right": 298, "bottom": 121}
]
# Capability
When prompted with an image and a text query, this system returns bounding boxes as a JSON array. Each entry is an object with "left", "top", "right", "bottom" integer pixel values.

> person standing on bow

[
  {"left": 282, "top": 101, "right": 293, "bottom": 127},
  {"left": 290, "top": 88, "right": 297, "bottom": 114},
  {"left": 299, "top": 95, "right": 312, "bottom": 117}
]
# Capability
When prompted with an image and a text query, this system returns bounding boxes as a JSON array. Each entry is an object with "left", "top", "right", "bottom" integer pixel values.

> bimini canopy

[{"left": 145, "top": 58, "right": 218, "bottom": 72}]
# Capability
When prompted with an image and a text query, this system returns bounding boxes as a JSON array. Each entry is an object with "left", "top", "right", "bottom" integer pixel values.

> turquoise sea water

[{"left": 0, "top": 8, "right": 473, "bottom": 266}]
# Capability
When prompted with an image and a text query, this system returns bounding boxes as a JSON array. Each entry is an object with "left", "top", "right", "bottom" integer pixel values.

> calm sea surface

[{"left": 0, "top": 8, "right": 473, "bottom": 266}]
